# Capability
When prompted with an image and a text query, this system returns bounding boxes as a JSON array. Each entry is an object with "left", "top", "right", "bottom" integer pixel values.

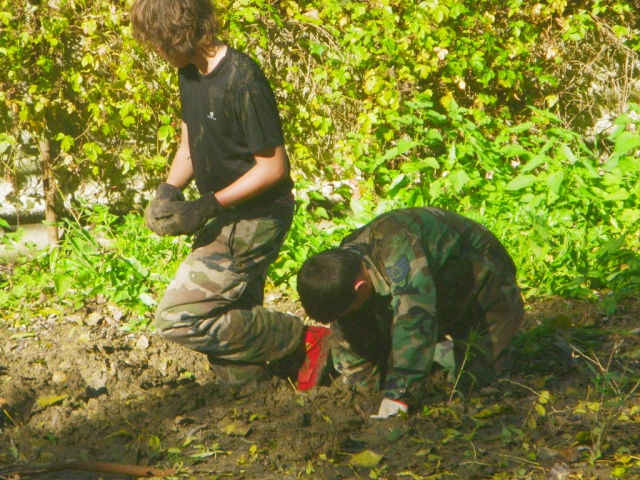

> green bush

[{"left": 0, "top": 0, "right": 638, "bottom": 327}]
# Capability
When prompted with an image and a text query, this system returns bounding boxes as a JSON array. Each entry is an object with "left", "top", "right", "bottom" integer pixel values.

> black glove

[
  {"left": 152, "top": 192, "right": 224, "bottom": 236},
  {"left": 145, "top": 183, "right": 185, "bottom": 236},
  {"left": 155, "top": 183, "right": 185, "bottom": 202}
]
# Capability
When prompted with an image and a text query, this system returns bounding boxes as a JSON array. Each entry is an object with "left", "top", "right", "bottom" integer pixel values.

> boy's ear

[{"left": 354, "top": 279, "right": 368, "bottom": 293}]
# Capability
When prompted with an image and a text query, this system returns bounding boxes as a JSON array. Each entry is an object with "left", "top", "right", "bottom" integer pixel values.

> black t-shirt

[{"left": 178, "top": 47, "right": 293, "bottom": 204}]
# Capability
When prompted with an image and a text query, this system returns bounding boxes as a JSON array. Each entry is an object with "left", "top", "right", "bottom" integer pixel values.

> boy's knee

[
  {"left": 153, "top": 306, "right": 224, "bottom": 350},
  {"left": 154, "top": 319, "right": 193, "bottom": 347},
  {"left": 153, "top": 307, "right": 176, "bottom": 338}
]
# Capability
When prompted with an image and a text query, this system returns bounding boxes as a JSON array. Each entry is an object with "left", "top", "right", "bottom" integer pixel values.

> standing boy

[
  {"left": 297, "top": 207, "right": 524, "bottom": 417},
  {"left": 130, "top": 0, "right": 328, "bottom": 389}
]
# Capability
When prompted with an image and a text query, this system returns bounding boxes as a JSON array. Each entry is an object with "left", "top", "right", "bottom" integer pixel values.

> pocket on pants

[
  {"left": 228, "top": 216, "right": 290, "bottom": 272},
  {"left": 203, "top": 266, "right": 248, "bottom": 303},
  {"left": 163, "top": 250, "right": 249, "bottom": 310}
]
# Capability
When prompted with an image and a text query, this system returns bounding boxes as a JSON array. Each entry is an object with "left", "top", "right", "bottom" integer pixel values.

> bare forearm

[
  {"left": 215, "top": 145, "right": 288, "bottom": 208},
  {"left": 166, "top": 121, "right": 194, "bottom": 189},
  {"left": 166, "top": 151, "right": 193, "bottom": 189}
]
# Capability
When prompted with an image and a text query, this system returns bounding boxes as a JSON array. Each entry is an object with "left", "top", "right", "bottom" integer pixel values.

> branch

[{"left": 0, "top": 460, "right": 175, "bottom": 478}]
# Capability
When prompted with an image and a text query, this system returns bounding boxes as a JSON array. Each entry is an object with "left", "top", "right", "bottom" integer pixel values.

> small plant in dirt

[{"left": 571, "top": 342, "right": 640, "bottom": 464}]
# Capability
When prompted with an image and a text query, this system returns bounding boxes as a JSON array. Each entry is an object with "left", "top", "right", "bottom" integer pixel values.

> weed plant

[
  {"left": 571, "top": 343, "right": 640, "bottom": 464},
  {"left": 0, "top": 205, "right": 189, "bottom": 330}
]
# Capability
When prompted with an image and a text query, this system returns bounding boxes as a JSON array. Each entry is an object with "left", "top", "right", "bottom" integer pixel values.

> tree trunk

[{"left": 38, "top": 134, "right": 59, "bottom": 245}]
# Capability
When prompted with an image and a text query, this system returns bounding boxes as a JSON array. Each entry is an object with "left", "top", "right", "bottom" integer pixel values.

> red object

[{"left": 297, "top": 326, "right": 331, "bottom": 391}]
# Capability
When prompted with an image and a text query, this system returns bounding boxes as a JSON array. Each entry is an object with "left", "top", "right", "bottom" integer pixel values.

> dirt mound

[{"left": 2, "top": 297, "right": 640, "bottom": 479}]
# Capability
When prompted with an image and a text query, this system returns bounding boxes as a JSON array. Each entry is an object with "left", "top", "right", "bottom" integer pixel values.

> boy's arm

[
  {"left": 148, "top": 125, "right": 289, "bottom": 236},
  {"left": 330, "top": 322, "right": 380, "bottom": 388},
  {"left": 166, "top": 121, "right": 194, "bottom": 189},
  {"left": 213, "top": 77, "right": 290, "bottom": 208},
  {"left": 381, "top": 232, "right": 439, "bottom": 404},
  {"left": 164, "top": 121, "right": 287, "bottom": 206},
  {"left": 214, "top": 145, "right": 288, "bottom": 208}
]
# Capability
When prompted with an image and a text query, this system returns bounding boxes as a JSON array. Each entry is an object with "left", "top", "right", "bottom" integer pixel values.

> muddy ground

[{"left": 1, "top": 294, "right": 640, "bottom": 480}]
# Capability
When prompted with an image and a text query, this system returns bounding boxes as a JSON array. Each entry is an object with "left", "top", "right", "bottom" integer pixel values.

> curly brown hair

[{"left": 130, "top": 0, "right": 220, "bottom": 59}]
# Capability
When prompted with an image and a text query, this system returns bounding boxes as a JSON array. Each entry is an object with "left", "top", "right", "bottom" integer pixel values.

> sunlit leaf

[
  {"left": 149, "top": 435, "right": 162, "bottom": 451},
  {"left": 574, "top": 401, "right": 601, "bottom": 414},
  {"left": 138, "top": 293, "right": 157, "bottom": 306},
  {"left": 10, "top": 333, "right": 37, "bottom": 339},
  {"left": 538, "top": 391, "right": 551, "bottom": 404},
  {"left": 546, "top": 171, "right": 564, "bottom": 194},
  {"left": 222, "top": 421, "right": 251, "bottom": 437},
  {"left": 613, "top": 131, "right": 640, "bottom": 155},
  {"left": 105, "top": 429, "right": 133, "bottom": 439},
  {"left": 506, "top": 174, "right": 537, "bottom": 191},
  {"left": 349, "top": 450, "right": 383, "bottom": 467},
  {"left": 37, "top": 395, "right": 68, "bottom": 408},
  {"left": 190, "top": 451, "right": 216, "bottom": 458}
]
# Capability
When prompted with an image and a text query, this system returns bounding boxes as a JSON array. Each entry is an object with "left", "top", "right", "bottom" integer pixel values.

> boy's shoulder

[
  {"left": 225, "top": 47, "right": 268, "bottom": 80},
  {"left": 178, "top": 47, "right": 266, "bottom": 83}
]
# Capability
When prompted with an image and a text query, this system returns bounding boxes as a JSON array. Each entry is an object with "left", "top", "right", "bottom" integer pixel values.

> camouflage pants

[{"left": 154, "top": 201, "right": 304, "bottom": 386}]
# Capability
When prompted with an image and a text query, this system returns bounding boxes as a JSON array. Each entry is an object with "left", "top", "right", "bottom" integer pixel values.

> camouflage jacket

[{"left": 331, "top": 207, "right": 519, "bottom": 402}]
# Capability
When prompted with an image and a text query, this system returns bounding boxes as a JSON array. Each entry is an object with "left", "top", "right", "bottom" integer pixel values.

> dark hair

[
  {"left": 297, "top": 248, "right": 362, "bottom": 323},
  {"left": 130, "top": 0, "right": 220, "bottom": 59}
]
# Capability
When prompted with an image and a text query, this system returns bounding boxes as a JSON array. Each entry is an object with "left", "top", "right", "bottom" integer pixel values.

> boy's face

[{"left": 155, "top": 45, "right": 192, "bottom": 69}]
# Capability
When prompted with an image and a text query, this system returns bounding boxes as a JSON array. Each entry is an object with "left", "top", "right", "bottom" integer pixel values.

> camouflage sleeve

[
  {"left": 330, "top": 322, "right": 380, "bottom": 387},
  {"left": 381, "top": 231, "right": 438, "bottom": 402}
]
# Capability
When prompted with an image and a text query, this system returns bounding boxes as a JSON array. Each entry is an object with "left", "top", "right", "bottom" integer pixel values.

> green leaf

[
  {"left": 603, "top": 189, "right": 629, "bottom": 201},
  {"left": 371, "top": 140, "right": 420, "bottom": 170},
  {"left": 149, "top": 435, "right": 162, "bottom": 451},
  {"left": 503, "top": 122, "right": 534, "bottom": 134},
  {"left": 138, "top": 293, "right": 156, "bottom": 306},
  {"left": 349, "top": 450, "right": 383, "bottom": 467},
  {"left": 37, "top": 395, "right": 68, "bottom": 408},
  {"left": 449, "top": 170, "right": 470, "bottom": 193},
  {"left": 122, "top": 116, "right": 136, "bottom": 127},
  {"left": 597, "top": 237, "right": 625, "bottom": 257},
  {"left": 0, "top": 133, "right": 16, "bottom": 154},
  {"left": 222, "top": 421, "right": 251, "bottom": 437},
  {"left": 613, "top": 131, "right": 640, "bottom": 155},
  {"left": 506, "top": 174, "right": 537, "bottom": 191},
  {"left": 158, "top": 125, "right": 176, "bottom": 141},
  {"left": 190, "top": 451, "right": 216, "bottom": 459},
  {"left": 500, "top": 144, "right": 529, "bottom": 157},
  {"left": 538, "top": 390, "right": 551, "bottom": 404},
  {"left": 558, "top": 143, "right": 578, "bottom": 164},
  {"left": 546, "top": 171, "right": 564, "bottom": 194},
  {"left": 54, "top": 274, "right": 74, "bottom": 297},
  {"left": 387, "top": 173, "right": 409, "bottom": 197}
]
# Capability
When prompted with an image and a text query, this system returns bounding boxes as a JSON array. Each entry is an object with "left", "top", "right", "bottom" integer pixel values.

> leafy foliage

[
  {"left": 0, "top": 0, "right": 178, "bottom": 210},
  {"left": 0, "top": 0, "right": 639, "bottom": 324},
  {"left": 1, "top": 205, "right": 189, "bottom": 329}
]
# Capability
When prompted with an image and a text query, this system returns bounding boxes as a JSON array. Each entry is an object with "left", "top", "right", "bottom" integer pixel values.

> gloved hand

[
  {"left": 151, "top": 192, "right": 224, "bottom": 236},
  {"left": 370, "top": 398, "right": 408, "bottom": 419},
  {"left": 155, "top": 183, "right": 185, "bottom": 202},
  {"left": 145, "top": 183, "right": 185, "bottom": 236}
]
